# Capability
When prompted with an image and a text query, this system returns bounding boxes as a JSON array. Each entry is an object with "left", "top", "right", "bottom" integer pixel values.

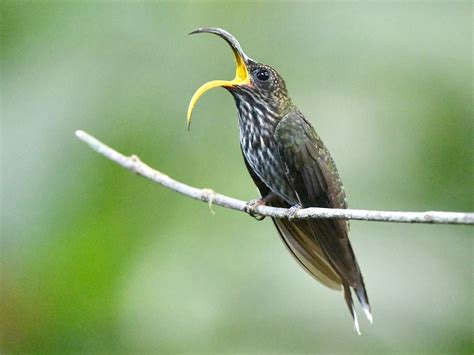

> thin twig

[{"left": 75, "top": 130, "right": 474, "bottom": 226}]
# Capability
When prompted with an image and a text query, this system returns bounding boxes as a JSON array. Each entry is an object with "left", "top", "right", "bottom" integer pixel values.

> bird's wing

[
  {"left": 272, "top": 217, "right": 342, "bottom": 290},
  {"left": 275, "top": 111, "right": 371, "bottom": 326},
  {"left": 241, "top": 149, "right": 342, "bottom": 290},
  {"left": 274, "top": 110, "right": 361, "bottom": 287}
]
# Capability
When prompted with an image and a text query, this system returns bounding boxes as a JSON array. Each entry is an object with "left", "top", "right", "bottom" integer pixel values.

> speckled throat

[{"left": 229, "top": 86, "right": 299, "bottom": 205}]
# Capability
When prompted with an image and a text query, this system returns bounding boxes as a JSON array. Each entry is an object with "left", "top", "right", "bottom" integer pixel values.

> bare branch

[{"left": 75, "top": 130, "right": 474, "bottom": 226}]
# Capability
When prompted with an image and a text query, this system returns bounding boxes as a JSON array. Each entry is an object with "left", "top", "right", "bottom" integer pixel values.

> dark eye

[{"left": 255, "top": 69, "right": 270, "bottom": 82}]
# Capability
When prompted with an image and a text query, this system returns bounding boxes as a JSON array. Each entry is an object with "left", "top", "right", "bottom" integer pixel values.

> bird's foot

[
  {"left": 244, "top": 193, "right": 279, "bottom": 221},
  {"left": 287, "top": 204, "right": 302, "bottom": 221},
  {"left": 244, "top": 199, "right": 266, "bottom": 221}
]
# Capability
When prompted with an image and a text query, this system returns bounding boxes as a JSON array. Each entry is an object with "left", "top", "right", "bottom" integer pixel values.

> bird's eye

[{"left": 255, "top": 69, "right": 270, "bottom": 82}]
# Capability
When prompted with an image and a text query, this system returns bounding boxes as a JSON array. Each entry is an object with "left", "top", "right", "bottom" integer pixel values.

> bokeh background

[{"left": 2, "top": 1, "right": 472, "bottom": 354}]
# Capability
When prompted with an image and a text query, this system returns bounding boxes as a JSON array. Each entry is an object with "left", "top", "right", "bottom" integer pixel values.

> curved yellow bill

[{"left": 187, "top": 47, "right": 250, "bottom": 129}]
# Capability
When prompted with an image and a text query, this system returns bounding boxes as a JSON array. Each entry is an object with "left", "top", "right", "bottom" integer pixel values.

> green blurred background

[{"left": 1, "top": 1, "right": 472, "bottom": 353}]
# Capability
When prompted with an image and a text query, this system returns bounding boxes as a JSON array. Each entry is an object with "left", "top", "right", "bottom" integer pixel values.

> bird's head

[{"left": 187, "top": 27, "right": 292, "bottom": 128}]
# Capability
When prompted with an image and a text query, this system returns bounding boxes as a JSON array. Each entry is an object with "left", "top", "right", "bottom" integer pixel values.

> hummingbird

[{"left": 187, "top": 28, "right": 372, "bottom": 334}]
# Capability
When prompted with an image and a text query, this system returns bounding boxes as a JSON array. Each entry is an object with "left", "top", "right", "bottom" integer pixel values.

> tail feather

[
  {"left": 353, "top": 277, "right": 373, "bottom": 324},
  {"left": 343, "top": 284, "right": 361, "bottom": 335}
]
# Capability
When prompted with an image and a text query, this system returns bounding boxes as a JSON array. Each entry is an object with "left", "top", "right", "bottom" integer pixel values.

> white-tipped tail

[
  {"left": 353, "top": 308, "right": 361, "bottom": 335},
  {"left": 344, "top": 284, "right": 362, "bottom": 335},
  {"left": 363, "top": 306, "right": 373, "bottom": 324},
  {"left": 354, "top": 280, "right": 372, "bottom": 325}
]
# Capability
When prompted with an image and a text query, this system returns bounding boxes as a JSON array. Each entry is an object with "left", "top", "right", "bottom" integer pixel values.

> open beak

[{"left": 187, "top": 28, "right": 251, "bottom": 129}]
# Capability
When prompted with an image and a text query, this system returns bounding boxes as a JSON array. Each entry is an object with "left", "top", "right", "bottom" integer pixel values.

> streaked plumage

[{"left": 187, "top": 28, "right": 372, "bottom": 333}]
